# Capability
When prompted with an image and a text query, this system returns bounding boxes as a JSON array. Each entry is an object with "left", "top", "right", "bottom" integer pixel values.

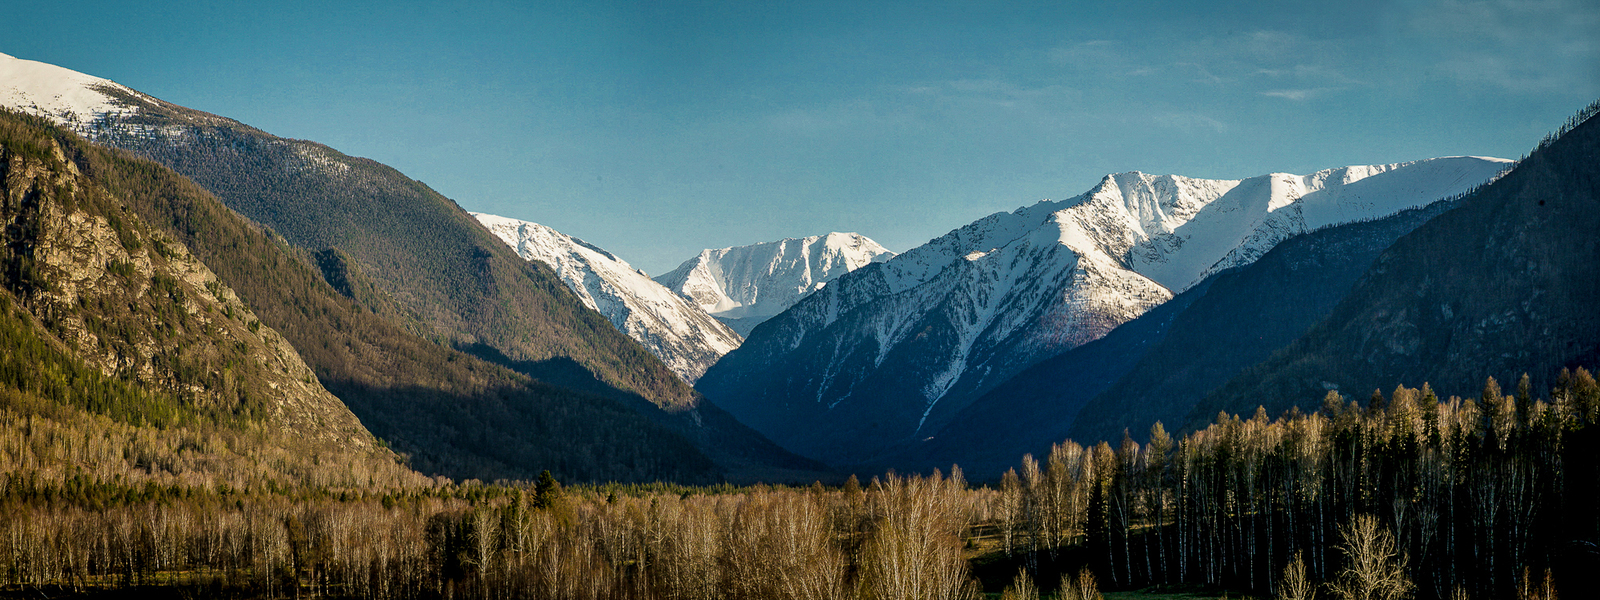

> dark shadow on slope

[
  {"left": 1071, "top": 198, "right": 1459, "bottom": 441},
  {"left": 43, "top": 119, "right": 729, "bottom": 485},
  {"left": 1193, "top": 104, "right": 1600, "bottom": 430},
  {"left": 883, "top": 194, "right": 1461, "bottom": 479},
  {"left": 460, "top": 343, "right": 832, "bottom": 481},
  {"left": 324, "top": 378, "right": 719, "bottom": 485},
  {"left": 460, "top": 344, "right": 634, "bottom": 402},
  {"left": 876, "top": 278, "right": 1216, "bottom": 479}
]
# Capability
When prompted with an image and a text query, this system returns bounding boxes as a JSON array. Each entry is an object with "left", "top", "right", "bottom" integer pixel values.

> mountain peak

[
  {"left": 656, "top": 232, "right": 895, "bottom": 336},
  {"left": 0, "top": 52, "right": 146, "bottom": 127},
  {"left": 475, "top": 212, "right": 742, "bottom": 383}
]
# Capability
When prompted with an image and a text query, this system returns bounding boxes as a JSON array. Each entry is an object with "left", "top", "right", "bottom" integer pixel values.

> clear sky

[{"left": 6, "top": 1, "right": 1597, "bottom": 274}]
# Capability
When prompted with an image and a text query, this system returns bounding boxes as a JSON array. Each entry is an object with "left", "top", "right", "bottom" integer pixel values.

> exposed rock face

[{"left": 0, "top": 137, "right": 374, "bottom": 450}]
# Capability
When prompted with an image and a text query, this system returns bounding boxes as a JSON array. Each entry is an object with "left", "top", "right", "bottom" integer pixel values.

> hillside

[
  {"left": 0, "top": 51, "right": 702, "bottom": 415},
  {"left": 1196, "top": 102, "right": 1600, "bottom": 426},
  {"left": 0, "top": 110, "right": 422, "bottom": 490},
  {"left": 3, "top": 109, "right": 723, "bottom": 483},
  {"left": 0, "top": 52, "right": 819, "bottom": 482}
]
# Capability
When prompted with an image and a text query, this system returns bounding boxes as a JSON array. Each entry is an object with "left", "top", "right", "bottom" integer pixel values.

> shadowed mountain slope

[
  {"left": 1195, "top": 102, "right": 1600, "bottom": 428},
  {"left": 0, "top": 52, "right": 820, "bottom": 481},
  {"left": 5, "top": 109, "right": 722, "bottom": 483},
  {"left": 1066, "top": 198, "right": 1462, "bottom": 443}
]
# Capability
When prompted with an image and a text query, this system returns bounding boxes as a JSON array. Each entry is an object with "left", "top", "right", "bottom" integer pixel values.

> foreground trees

[
  {"left": 1, "top": 369, "right": 1594, "bottom": 599},
  {"left": 1326, "top": 515, "right": 1412, "bottom": 600},
  {"left": 978, "top": 371, "right": 1595, "bottom": 600}
]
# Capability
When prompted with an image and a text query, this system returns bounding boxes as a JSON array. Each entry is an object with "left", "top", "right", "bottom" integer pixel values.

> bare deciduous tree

[
  {"left": 1278, "top": 551, "right": 1314, "bottom": 600},
  {"left": 1328, "top": 515, "right": 1412, "bottom": 600},
  {"left": 1059, "top": 567, "right": 1102, "bottom": 600},
  {"left": 1000, "top": 568, "right": 1038, "bottom": 600}
]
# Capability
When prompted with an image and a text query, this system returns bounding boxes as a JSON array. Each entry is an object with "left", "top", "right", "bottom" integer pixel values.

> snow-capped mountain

[
  {"left": 655, "top": 233, "right": 894, "bottom": 337},
  {"left": 1, "top": 51, "right": 824, "bottom": 480},
  {"left": 0, "top": 52, "right": 145, "bottom": 128},
  {"left": 475, "top": 213, "right": 742, "bottom": 383},
  {"left": 696, "top": 157, "right": 1513, "bottom": 464}
]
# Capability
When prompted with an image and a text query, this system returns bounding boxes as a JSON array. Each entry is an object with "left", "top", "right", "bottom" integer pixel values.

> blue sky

[{"left": 7, "top": 0, "right": 1597, "bottom": 274}]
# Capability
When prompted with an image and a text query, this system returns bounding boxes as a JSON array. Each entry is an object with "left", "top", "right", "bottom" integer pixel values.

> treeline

[
  {"left": 1, "top": 471, "right": 976, "bottom": 600},
  {"left": 4, "top": 369, "right": 1595, "bottom": 599},
  {"left": 995, "top": 371, "right": 1597, "bottom": 600}
]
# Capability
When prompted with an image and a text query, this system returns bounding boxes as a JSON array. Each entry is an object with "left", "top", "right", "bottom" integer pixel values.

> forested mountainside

[
  {"left": 1197, "top": 101, "right": 1600, "bottom": 428},
  {"left": 699, "top": 157, "right": 1506, "bottom": 466},
  {"left": 0, "top": 110, "right": 725, "bottom": 483},
  {"left": 0, "top": 110, "right": 422, "bottom": 489},
  {"left": 0, "top": 52, "right": 820, "bottom": 481},
  {"left": 475, "top": 213, "right": 743, "bottom": 384},
  {"left": 0, "top": 114, "right": 368, "bottom": 449},
  {"left": 87, "top": 89, "right": 704, "bottom": 415},
  {"left": 1066, "top": 199, "right": 1461, "bottom": 443}
]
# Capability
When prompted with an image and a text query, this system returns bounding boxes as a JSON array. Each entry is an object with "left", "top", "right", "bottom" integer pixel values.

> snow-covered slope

[
  {"left": 475, "top": 213, "right": 742, "bottom": 383},
  {"left": 696, "top": 157, "right": 1513, "bottom": 464},
  {"left": 0, "top": 52, "right": 146, "bottom": 128},
  {"left": 655, "top": 233, "right": 895, "bottom": 336}
]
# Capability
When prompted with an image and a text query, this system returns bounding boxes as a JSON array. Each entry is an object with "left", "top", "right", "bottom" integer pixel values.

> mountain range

[
  {"left": 0, "top": 50, "right": 819, "bottom": 483},
  {"left": 1196, "top": 103, "right": 1600, "bottom": 427},
  {"left": 4, "top": 49, "right": 1593, "bottom": 491},
  {"left": 698, "top": 157, "right": 1511, "bottom": 465},
  {"left": 896, "top": 195, "right": 1464, "bottom": 476},
  {"left": 475, "top": 214, "right": 895, "bottom": 383}
]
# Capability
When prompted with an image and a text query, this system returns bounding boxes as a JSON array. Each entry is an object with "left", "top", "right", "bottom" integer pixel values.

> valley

[{"left": 0, "top": 39, "right": 1596, "bottom": 600}]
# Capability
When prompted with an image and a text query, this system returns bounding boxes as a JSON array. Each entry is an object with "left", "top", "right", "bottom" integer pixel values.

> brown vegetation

[
  {"left": 1, "top": 368, "right": 1594, "bottom": 599},
  {"left": 2, "top": 108, "right": 724, "bottom": 484}
]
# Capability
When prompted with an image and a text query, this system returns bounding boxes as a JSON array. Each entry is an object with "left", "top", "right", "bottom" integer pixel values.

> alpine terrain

[
  {"left": 699, "top": 157, "right": 1511, "bottom": 464},
  {"left": 0, "top": 51, "right": 818, "bottom": 482},
  {"left": 897, "top": 195, "right": 1465, "bottom": 476},
  {"left": 475, "top": 212, "right": 742, "bottom": 383},
  {"left": 655, "top": 233, "right": 894, "bottom": 337},
  {"left": 0, "top": 51, "right": 697, "bottom": 410}
]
